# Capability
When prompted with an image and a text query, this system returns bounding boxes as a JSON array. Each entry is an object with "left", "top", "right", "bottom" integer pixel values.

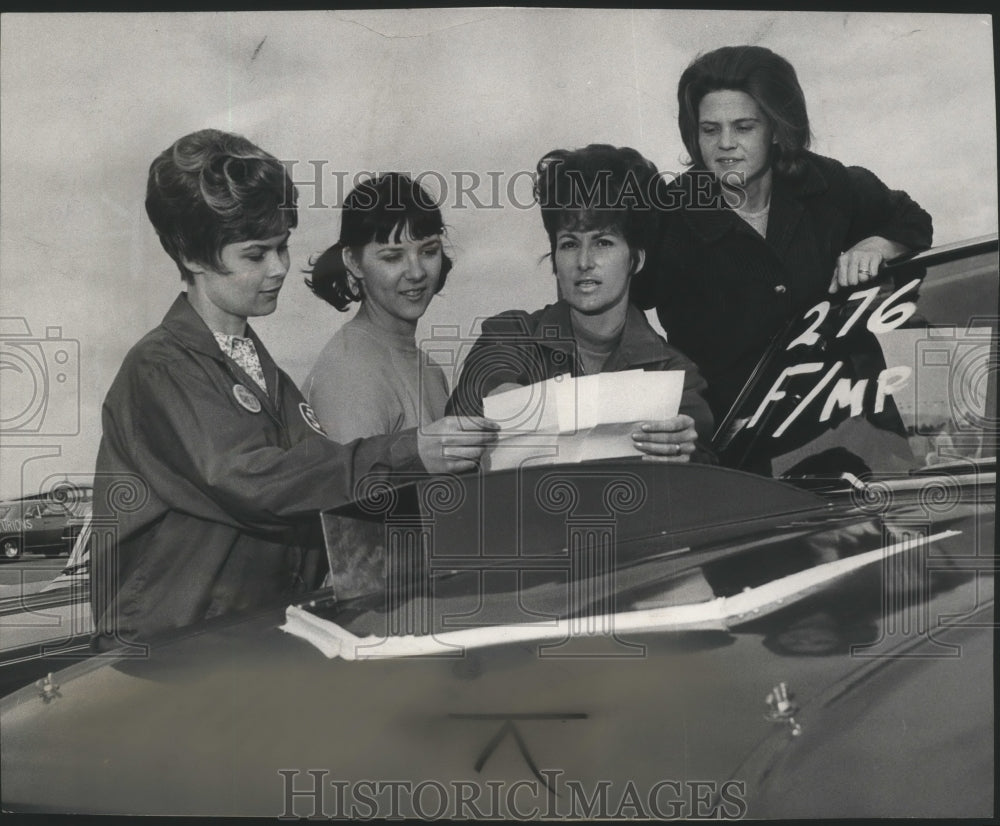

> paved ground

[{"left": 0, "top": 558, "right": 67, "bottom": 598}]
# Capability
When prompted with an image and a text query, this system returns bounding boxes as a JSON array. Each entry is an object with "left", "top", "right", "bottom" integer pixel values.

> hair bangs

[
  {"left": 342, "top": 173, "right": 444, "bottom": 248},
  {"left": 382, "top": 210, "right": 445, "bottom": 246}
]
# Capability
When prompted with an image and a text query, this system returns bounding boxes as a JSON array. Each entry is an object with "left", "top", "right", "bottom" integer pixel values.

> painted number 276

[{"left": 786, "top": 278, "right": 921, "bottom": 351}]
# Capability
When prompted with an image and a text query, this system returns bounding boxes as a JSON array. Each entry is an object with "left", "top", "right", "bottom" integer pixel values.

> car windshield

[
  {"left": 714, "top": 238, "right": 998, "bottom": 480},
  {"left": 291, "top": 456, "right": 902, "bottom": 656}
]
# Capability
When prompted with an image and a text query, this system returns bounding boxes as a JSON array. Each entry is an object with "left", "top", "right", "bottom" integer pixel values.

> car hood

[
  {"left": 1, "top": 549, "right": 991, "bottom": 818},
  {"left": 2, "top": 463, "right": 993, "bottom": 817}
]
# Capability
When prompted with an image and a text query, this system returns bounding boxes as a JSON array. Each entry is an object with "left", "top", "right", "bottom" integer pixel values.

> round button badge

[{"left": 233, "top": 384, "right": 262, "bottom": 413}]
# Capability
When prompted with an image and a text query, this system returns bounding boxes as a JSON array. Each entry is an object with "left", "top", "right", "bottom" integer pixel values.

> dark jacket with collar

[
  {"left": 446, "top": 300, "right": 714, "bottom": 448},
  {"left": 632, "top": 151, "right": 933, "bottom": 421},
  {"left": 92, "top": 293, "right": 422, "bottom": 649}
]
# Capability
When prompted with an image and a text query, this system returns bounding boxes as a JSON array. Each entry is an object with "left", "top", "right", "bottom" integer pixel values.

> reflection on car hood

[{"left": 1, "top": 488, "right": 991, "bottom": 818}]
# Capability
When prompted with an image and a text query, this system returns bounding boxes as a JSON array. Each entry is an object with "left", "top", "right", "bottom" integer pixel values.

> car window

[{"left": 714, "top": 239, "right": 998, "bottom": 479}]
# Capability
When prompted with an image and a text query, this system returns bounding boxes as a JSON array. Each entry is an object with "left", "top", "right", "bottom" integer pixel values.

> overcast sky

[{"left": 0, "top": 9, "right": 996, "bottom": 498}]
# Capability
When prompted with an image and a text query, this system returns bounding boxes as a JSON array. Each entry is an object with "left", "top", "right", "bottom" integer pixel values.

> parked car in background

[
  {"left": 0, "top": 511, "right": 93, "bottom": 709},
  {"left": 0, "top": 485, "right": 92, "bottom": 561},
  {"left": 0, "top": 236, "right": 995, "bottom": 818}
]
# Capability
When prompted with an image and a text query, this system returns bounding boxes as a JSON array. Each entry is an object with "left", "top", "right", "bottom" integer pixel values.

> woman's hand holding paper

[{"left": 631, "top": 414, "right": 698, "bottom": 462}]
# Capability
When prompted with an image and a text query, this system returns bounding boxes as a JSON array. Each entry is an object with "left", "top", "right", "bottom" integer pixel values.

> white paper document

[
  {"left": 280, "top": 530, "right": 961, "bottom": 660},
  {"left": 481, "top": 370, "right": 684, "bottom": 470}
]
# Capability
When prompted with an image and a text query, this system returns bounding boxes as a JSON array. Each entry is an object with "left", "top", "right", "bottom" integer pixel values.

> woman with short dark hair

[
  {"left": 92, "top": 130, "right": 496, "bottom": 648},
  {"left": 633, "top": 45, "right": 933, "bottom": 422},
  {"left": 448, "top": 144, "right": 713, "bottom": 462}
]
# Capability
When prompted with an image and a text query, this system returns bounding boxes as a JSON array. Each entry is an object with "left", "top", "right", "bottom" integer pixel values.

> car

[
  {"left": 0, "top": 235, "right": 995, "bottom": 818},
  {"left": 0, "top": 486, "right": 92, "bottom": 561},
  {"left": 0, "top": 511, "right": 94, "bottom": 699}
]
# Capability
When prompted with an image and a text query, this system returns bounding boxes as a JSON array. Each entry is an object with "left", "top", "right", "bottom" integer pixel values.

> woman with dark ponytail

[
  {"left": 92, "top": 134, "right": 496, "bottom": 647},
  {"left": 304, "top": 173, "right": 452, "bottom": 441}
]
